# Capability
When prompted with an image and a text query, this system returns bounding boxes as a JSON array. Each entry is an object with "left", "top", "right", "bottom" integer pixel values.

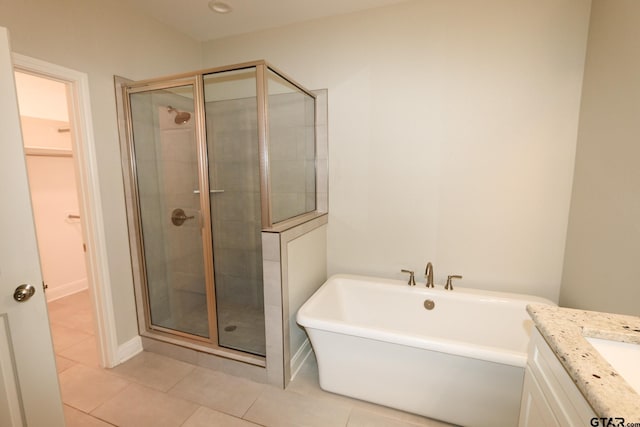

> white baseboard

[
  {"left": 290, "top": 339, "right": 313, "bottom": 381},
  {"left": 117, "top": 336, "right": 143, "bottom": 364},
  {"left": 46, "top": 278, "right": 88, "bottom": 302}
]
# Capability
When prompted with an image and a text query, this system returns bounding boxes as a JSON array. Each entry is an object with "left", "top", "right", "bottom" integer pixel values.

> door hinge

[{"left": 83, "top": 243, "right": 87, "bottom": 252}]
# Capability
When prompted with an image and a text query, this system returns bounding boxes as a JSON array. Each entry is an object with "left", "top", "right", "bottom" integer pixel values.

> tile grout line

[
  {"left": 239, "top": 388, "right": 261, "bottom": 419},
  {"left": 175, "top": 402, "right": 201, "bottom": 427},
  {"left": 87, "top": 381, "right": 134, "bottom": 419},
  {"left": 53, "top": 293, "right": 446, "bottom": 426},
  {"left": 239, "top": 383, "right": 269, "bottom": 424}
]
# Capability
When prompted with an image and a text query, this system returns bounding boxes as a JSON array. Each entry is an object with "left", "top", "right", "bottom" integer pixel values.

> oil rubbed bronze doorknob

[{"left": 171, "top": 208, "right": 195, "bottom": 226}]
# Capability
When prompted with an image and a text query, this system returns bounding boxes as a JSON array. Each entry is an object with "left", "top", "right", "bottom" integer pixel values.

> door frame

[{"left": 13, "top": 54, "right": 118, "bottom": 368}]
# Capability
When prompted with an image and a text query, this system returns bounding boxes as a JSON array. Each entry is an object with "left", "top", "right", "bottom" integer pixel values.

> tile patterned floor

[{"left": 49, "top": 291, "right": 451, "bottom": 427}]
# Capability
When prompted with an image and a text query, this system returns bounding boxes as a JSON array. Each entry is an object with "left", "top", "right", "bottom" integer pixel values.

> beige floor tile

[
  {"left": 50, "top": 308, "right": 96, "bottom": 335},
  {"left": 347, "top": 408, "right": 452, "bottom": 427},
  {"left": 182, "top": 406, "right": 262, "bottom": 427},
  {"left": 287, "top": 371, "right": 360, "bottom": 408},
  {"left": 48, "top": 302, "right": 79, "bottom": 322},
  {"left": 109, "top": 351, "right": 195, "bottom": 392},
  {"left": 50, "top": 289, "right": 91, "bottom": 308},
  {"left": 55, "top": 355, "right": 76, "bottom": 373},
  {"left": 50, "top": 324, "right": 93, "bottom": 353},
  {"left": 63, "top": 405, "right": 114, "bottom": 427},
  {"left": 287, "top": 352, "right": 337, "bottom": 399},
  {"left": 48, "top": 290, "right": 95, "bottom": 336},
  {"left": 49, "top": 291, "right": 453, "bottom": 427},
  {"left": 58, "top": 336, "right": 100, "bottom": 367},
  {"left": 48, "top": 291, "right": 91, "bottom": 317},
  {"left": 244, "top": 386, "right": 352, "bottom": 427},
  {"left": 59, "top": 364, "right": 129, "bottom": 412},
  {"left": 169, "top": 367, "right": 265, "bottom": 417},
  {"left": 92, "top": 383, "right": 198, "bottom": 427},
  {"left": 47, "top": 297, "right": 67, "bottom": 311},
  {"left": 348, "top": 398, "right": 453, "bottom": 427}
]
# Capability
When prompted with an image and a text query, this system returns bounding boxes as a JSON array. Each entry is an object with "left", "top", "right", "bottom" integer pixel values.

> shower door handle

[
  {"left": 193, "top": 189, "right": 225, "bottom": 194},
  {"left": 171, "top": 208, "right": 195, "bottom": 226}
]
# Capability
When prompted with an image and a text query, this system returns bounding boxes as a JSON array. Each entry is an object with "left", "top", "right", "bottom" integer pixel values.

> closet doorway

[{"left": 15, "top": 71, "right": 99, "bottom": 368}]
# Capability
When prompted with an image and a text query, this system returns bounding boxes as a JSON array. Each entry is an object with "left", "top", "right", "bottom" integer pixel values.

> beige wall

[
  {"left": 25, "top": 153, "right": 88, "bottom": 300},
  {"left": 15, "top": 72, "right": 69, "bottom": 122},
  {"left": 0, "top": 0, "right": 202, "bottom": 346},
  {"left": 560, "top": 0, "right": 640, "bottom": 315},
  {"left": 203, "top": 0, "right": 591, "bottom": 301},
  {"left": 21, "top": 117, "right": 88, "bottom": 301},
  {"left": 5, "top": 0, "right": 628, "bottom": 351},
  {"left": 287, "top": 225, "right": 327, "bottom": 368}
]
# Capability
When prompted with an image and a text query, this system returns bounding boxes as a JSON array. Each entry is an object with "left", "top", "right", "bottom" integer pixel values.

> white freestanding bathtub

[{"left": 296, "top": 274, "right": 554, "bottom": 427}]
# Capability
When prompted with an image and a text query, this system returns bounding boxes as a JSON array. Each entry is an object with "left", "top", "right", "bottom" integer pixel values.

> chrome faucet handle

[
  {"left": 445, "top": 275, "right": 462, "bottom": 290},
  {"left": 400, "top": 269, "right": 416, "bottom": 286},
  {"left": 424, "top": 262, "right": 434, "bottom": 288}
]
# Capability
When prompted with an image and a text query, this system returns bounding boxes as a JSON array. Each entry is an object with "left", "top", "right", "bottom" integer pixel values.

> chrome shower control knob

[{"left": 13, "top": 284, "right": 36, "bottom": 302}]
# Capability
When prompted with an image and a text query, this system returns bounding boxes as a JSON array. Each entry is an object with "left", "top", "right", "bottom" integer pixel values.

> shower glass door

[
  {"left": 128, "top": 82, "right": 213, "bottom": 340},
  {"left": 203, "top": 67, "right": 266, "bottom": 356}
]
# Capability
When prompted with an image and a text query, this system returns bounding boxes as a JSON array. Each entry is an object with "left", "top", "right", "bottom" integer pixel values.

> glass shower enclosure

[{"left": 119, "top": 61, "right": 317, "bottom": 362}]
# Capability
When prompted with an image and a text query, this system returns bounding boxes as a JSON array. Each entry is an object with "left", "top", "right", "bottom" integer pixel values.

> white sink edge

[{"left": 585, "top": 336, "right": 640, "bottom": 395}]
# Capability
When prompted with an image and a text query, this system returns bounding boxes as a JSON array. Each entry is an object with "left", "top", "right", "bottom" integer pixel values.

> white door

[{"left": 0, "top": 26, "right": 65, "bottom": 427}]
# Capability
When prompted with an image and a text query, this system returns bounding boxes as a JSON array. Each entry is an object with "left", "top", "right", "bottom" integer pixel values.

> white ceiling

[{"left": 127, "top": 0, "right": 409, "bottom": 42}]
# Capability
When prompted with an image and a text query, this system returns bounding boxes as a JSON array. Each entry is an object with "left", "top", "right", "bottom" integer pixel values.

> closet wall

[{"left": 16, "top": 72, "right": 88, "bottom": 301}]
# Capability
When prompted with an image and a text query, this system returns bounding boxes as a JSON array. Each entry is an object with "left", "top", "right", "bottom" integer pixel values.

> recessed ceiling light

[{"left": 208, "top": 1, "right": 232, "bottom": 14}]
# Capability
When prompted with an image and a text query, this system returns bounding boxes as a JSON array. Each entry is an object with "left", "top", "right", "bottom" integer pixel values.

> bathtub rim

[
  {"left": 297, "top": 273, "right": 556, "bottom": 368},
  {"left": 310, "top": 273, "right": 556, "bottom": 304}
]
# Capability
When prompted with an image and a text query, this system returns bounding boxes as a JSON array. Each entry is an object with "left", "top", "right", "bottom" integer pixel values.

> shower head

[{"left": 167, "top": 106, "right": 191, "bottom": 124}]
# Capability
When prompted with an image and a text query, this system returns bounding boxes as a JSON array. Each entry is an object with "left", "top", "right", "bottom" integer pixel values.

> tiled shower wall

[
  {"left": 157, "top": 106, "right": 207, "bottom": 336},
  {"left": 134, "top": 86, "right": 328, "bottom": 387},
  {"left": 206, "top": 98, "right": 263, "bottom": 309},
  {"left": 130, "top": 93, "right": 207, "bottom": 336},
  {"left": 269, "top": 92, "right": 317, "bottom": 222},
  {"left": 205, "top": 90, "right": 320, "bottom": 310}
]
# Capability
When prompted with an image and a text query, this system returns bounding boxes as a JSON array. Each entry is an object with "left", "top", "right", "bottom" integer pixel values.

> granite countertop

[{"left": 527, "top": 304, "right": 640, "bottom": 421}]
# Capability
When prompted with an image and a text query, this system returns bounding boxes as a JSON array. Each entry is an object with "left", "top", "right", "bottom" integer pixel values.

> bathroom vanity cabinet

[{"left": 519, "top": 328, "right": 596, "bottom": 427}]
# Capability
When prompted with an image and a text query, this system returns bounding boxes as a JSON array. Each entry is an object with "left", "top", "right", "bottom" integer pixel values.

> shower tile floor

[
  {"left": 49, "top": 291, "right": 453, "bottom": 427},
  {"left": 217, "top": 302, "right": 266, "bottom": 355},
  {"left": 162, "top": 298, "right": 266, "bottom": 356}
]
